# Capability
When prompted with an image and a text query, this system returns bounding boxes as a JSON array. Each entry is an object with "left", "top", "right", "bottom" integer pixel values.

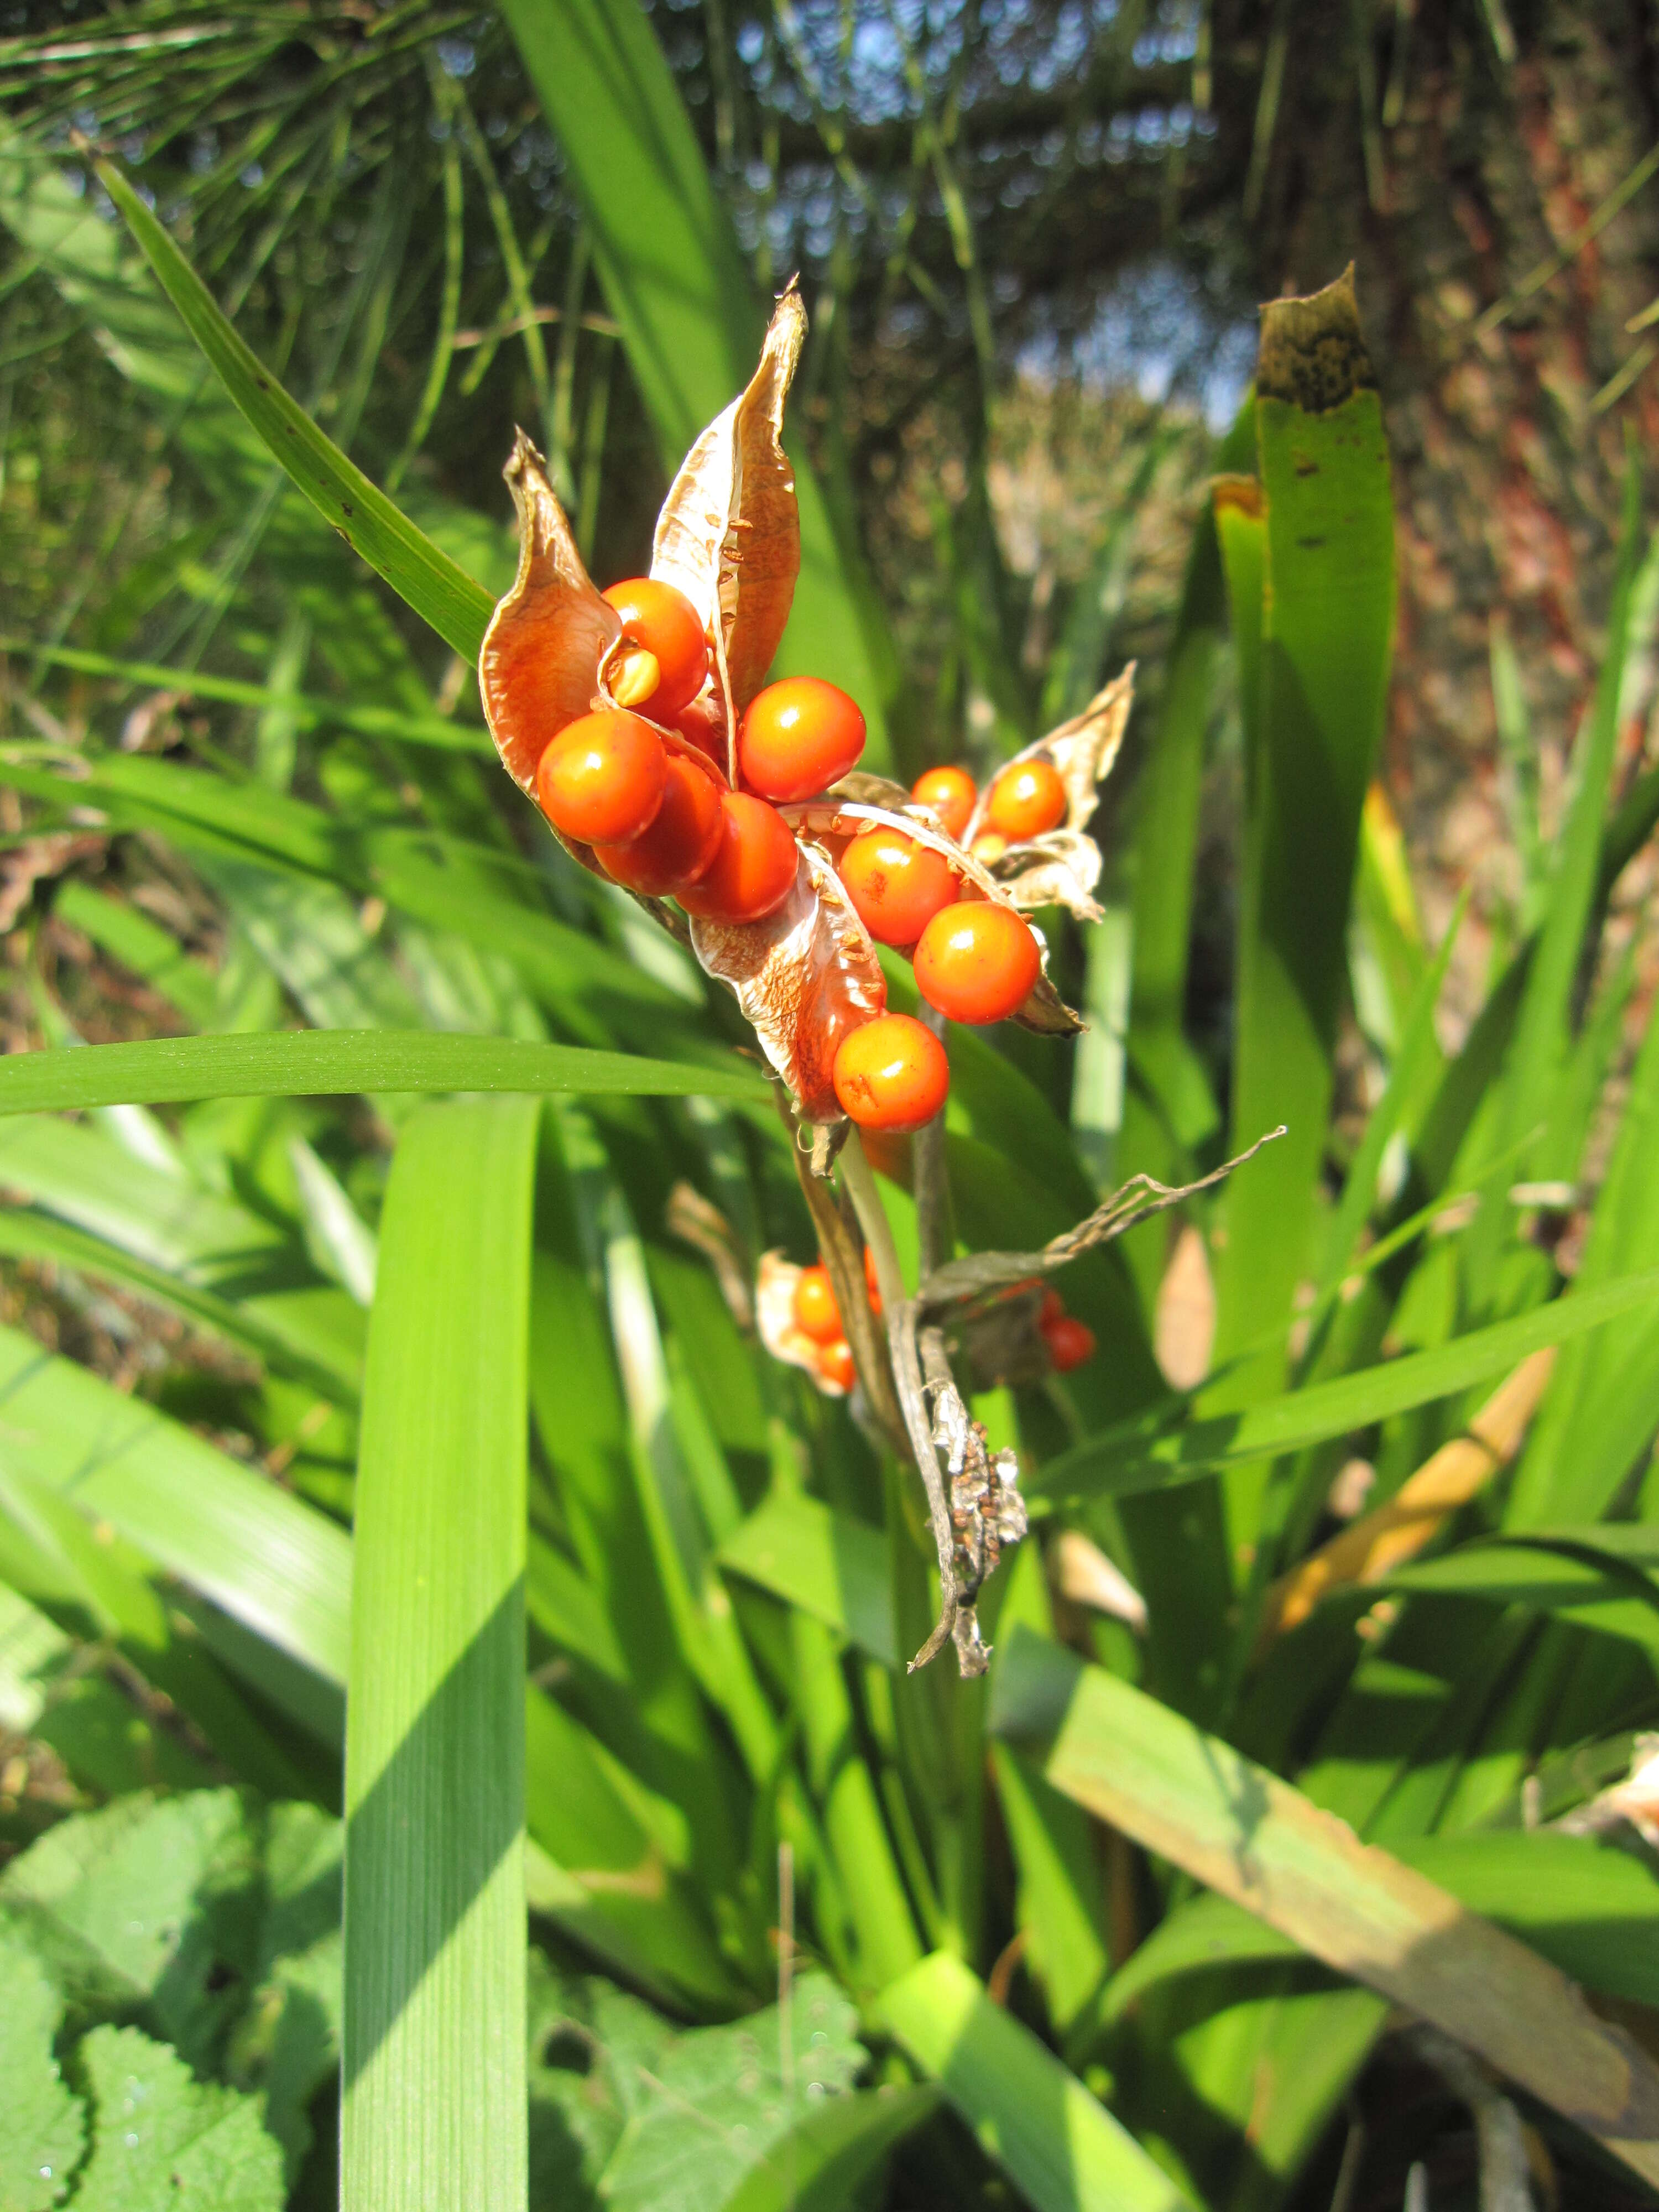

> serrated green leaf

[
  {"left": 601, "top": 1974, "right": 865, "bottom": 2212},
  {"left": 0, "top": 1929, "right": 82, "bottom": 2212},
  {"left": 0, "top": 1790, "right": 260, "bottom": 2073},
  {"left": 72, "top": 2023, "right": 284, "bottom": 2212},
  {"left": 0, "top": 1030, "right": 764, "bottom": 1118}
]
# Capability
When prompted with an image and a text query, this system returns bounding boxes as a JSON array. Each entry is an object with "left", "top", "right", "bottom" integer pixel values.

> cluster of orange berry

[
  {"left": 533, "top": 578, "right": 1069, "bottom": 1139},
  {"left": 789, "top": 1252, "right": 883, "bottom": 1392}
]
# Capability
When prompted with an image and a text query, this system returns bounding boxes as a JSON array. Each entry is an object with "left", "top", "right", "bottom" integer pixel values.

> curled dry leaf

[
  {"left": 756, "top": 1250, "right": 846, "bottom": 1394},
  {"left": 479, "top": 430, "right": 619, "bottom": 794},
  {"left": 690, "top": 843, "right": 886, "bottom": 1123},
  {"left": 780, "top": 796, "right": 1084, "bottom": 1037},
  {"left": 653, "top": 286, "right": 807, "bottom": 728},
  {"left": 967, "top": 666, "right": 1135, "bottom": 920}
]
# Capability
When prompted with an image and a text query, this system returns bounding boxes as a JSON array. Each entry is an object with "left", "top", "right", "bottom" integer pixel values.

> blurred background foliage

[{"left": 5, "top": 3, "right": 1659, "bottom": 2211}]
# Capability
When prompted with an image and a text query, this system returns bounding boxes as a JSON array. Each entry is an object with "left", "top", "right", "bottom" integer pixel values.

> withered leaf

[
  {"left": 479, "top": 431, "right": 619, "bottom": 794},
  {"left": 653, "top": 288, "right": 806, "bottom": 719},
  {"left": 689, "top": 842, "right": 886, "bottom": 1123},
  {"left": 980, "top": 828, "right": 1104, "bottom": 921}
]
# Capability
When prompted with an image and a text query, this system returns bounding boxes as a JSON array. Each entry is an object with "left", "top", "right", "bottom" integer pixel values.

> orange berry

[
  {"left": 537, "top": 709, "right": 666, "bottom": 847},
  {"left": 594, "top": 754, "right": 723, "bottom": 894},
  {"left": 911, "top": 764, "right": 977, "bottom": 841},
  {"left": 863, "top": 1244, "right": 883, "bottom": 1316},
  {"left": 677, "top": 791, "right": 799, "bottom": 922},
  {"left": 1039, "top": 1285, "right": 1065, "bottom": 1328},
  {"left": 839, "top": 828, "right": 958, "bottom": 947},
  {"left": 738, "top": 677, "right": 865, "bottom": 801},
  {"left": 987, "top": 758, "right": 1066, "bottom": 840},
  {"left": 818, "top": 1338, "right": 857, "bottom": 1392},
  {"left": 914, "top": 900, "right": 1040, "bottom": 1025},
  {"left": 832, "top": 1013, "right": 950, "bottom": 1133},
  {"left": 792, "top": 1263, "right": 842, "bottom": 1344},
  {"left": 670, "top": 695, "right": 728, "bottom": 769},
  {"left": 971, "top": 831, "right": 1009, "bottom": 864},
  {"left": 601, "top": 577, "right": 708, "bottom": 718},
  {"left": 1042, "top": 1313, "right": 1095, "bottom": 1373}
]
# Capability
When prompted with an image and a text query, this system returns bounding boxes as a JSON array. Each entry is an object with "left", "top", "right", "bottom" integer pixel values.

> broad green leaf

[
  {"left": 719, "top": 1490, "right": 896, "bottom": 1668},
  {"left": 0, "top": 1790, "right": 261, "bottom": 2073},
  {"left": 97, "top": 160, "right": 494, "bottom": 662},
  {"left": 1031, "top": 1268, "right": 1659, "bottom": 1504},
  {"left": 1208, "top": 276, "right": 1397, "bottom": 1624},
  {"left": 498, "top": 0, "right": 904, "bottom": 765},
  {"left": 873, "top": 1951, "right": 1193, "bottom": 2212},
  {"left": 601, "top": 1974, "right": 864, "bottom": 2212},
  {"left": 990, "top": 1627, "right": 1659, "bottom": 2188},
  {"left": 1099, "top": 1830, "right": 1659, "bottom": 2015},
  {"left": 342, "top": 1096, "right": 539, "bottom": 2212},
  {"left": 0, "top": 1029, "right": 764, "bottom": 1117},
  {"left": 72, "top": 2023, "right": 284, "bottom": 2212},
  {"left": 0, "top": 1324, "right": 351, "bottom": 1700},
  {"left": 0, "top": 1930, "right": 82, "bottom": 2212},
  {"left": 1383, "top": 1531, "right": 1659, "bottom": 1652}
]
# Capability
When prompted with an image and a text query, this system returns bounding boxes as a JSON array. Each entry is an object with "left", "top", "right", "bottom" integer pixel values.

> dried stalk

[{"left": 915, "top": 1126, "right": 1285, "bottom": 1313}]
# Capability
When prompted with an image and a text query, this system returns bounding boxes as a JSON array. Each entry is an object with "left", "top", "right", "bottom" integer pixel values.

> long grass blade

[{"left": 341, "top": 1096, "right": 539, "bottom": 2211}]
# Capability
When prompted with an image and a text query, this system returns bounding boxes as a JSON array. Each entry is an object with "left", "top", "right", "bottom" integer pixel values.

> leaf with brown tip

[
  {"left": 653, "top": 288, "right": 806, "bottom": 718},
  {"left": 479, "top": 432, "right": 618, "bottom": 794},
  {"left": 690, "top": 843, "right": 885, "bottom": 1123}
]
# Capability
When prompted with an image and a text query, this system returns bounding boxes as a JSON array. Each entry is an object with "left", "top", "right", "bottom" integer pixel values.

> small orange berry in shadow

[
  {"left": 601, "top": 577, "right": 708, "bottom": 717},
  {"left": 987, "top": 758, "right": 1066, "bottom": 840},
  {"left": 537, "top": 709, "right": 666, "bottom": 847},
  {"left": 595, "top": 754, "right": 724, "bottom": 894},
  {"left": 1039, "top": 1285, "right": 1065, "bottom": 1329},
  {"left": 677, "top": 792, "right": 800, "bottom": 922},
  {"left": 792, "top": 1263, "right": 842, "bottom": 1345},
  {"left": 840, "top": 828, "right": 958, "bottom": 946},
  {"left": 832, "top": 1013, "right": 950, "bottom": 1133},
  {"left": 818, "top": 1338, "right": 857, "bottom": 1392},
  {"left": 863, "top": 1244, "right": 883, "bottom": 1316},
  {"left": 914, "top": 901, "right": 1040, "bottom": 1025},
  {"left": 911, "top": 764, "right": 977, "bottom": 841},
  {"left": 1042, "top": 1313, "right": 1095, "bottom": 1373},
  {"left": 739, "top": 677, "right": 865, "bottom": 801}
]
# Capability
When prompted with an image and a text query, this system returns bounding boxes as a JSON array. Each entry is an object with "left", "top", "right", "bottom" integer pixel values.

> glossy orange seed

[
  {"left": 914, "top": 900, "right": 1041, "bottom": 1025},
  {"left": 818, "top": 1338, "right": 857, "bottom": 1392},
  {"left": 594, "top": 754, "right": 724, "bottom": 894},
  {"left": 536, "top": 709, "right": 666, "bottom": 847},
  {"left": 839, "top": 828, "right": 958, "bottom": 946},
  {"left": 910, "top": 764, "right": 977, "bottom": 841},
  {"left": 792, "top": 1263, "right": 842, "bottom": 1345},
  {"left": 832, "top": 1013, "right": 951, "bottom": 1133},
  {"left": 987, "top": 757, "right": 1066, "bottom": 841},
  {"left": 1042, "top": 1313, "right": 1096, "bottom": 1373},
  {"left": 601, "top": 577, "right": 709, "bottom": 718},
  {"left": 738, "top": 676, "right": 866, "bottom": 801},
  {"left": 676, "top": 791, "right": 800, "bottom": 922}
]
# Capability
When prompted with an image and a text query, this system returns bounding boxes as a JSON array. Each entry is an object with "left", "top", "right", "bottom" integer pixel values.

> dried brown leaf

[
  {"left": 479, "top": 432, "right": 619, "bottom": 794},
  {"left": 653, "top": 288, "right": 806, "bottom": 721},
  {"left": 690, "top": 843, "right": 885, "bottom": 1123}
]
